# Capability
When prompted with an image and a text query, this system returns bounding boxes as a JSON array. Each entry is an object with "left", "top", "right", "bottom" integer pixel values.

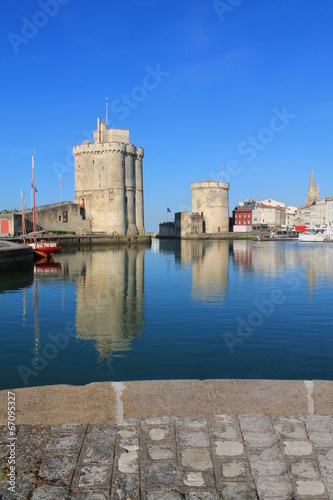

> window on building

[
  {"left": 63, "top": 211, "right": 68, "bottom": 223},
  {"left": 126, "top": 197, "right": 128, "bottom": 204},
  {"left": 59, "top": 215, "right": 62, "bottom": 222}
]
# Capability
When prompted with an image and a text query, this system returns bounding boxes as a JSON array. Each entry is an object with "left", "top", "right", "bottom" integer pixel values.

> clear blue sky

[{"left": 1, "top": 0, "right": 332, "bottom": 231}]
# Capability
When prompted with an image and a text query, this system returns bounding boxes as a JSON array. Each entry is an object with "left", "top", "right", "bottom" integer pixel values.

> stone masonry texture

[{"left": 0, "top": 414, "right": 332, "bottom": 499}]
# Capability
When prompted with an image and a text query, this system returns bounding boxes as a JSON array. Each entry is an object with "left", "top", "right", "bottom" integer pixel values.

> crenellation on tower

[{"left": 73, "top": 117, "right": 144, "bottom": 235}]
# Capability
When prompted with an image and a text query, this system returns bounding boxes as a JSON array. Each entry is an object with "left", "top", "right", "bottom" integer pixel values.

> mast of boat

[
  {"left": 32, "top": 153, "right": 36, "bottom": 238},
  {"left": 21, "top": 189, "right": 25, "bottom": 242}
]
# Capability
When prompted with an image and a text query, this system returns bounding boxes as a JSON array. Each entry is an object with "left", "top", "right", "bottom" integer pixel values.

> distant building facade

[
  {"left": 73, "top": 119, "right": 144, "bottom": 235},
  {"left": 233, "top": 199, "right": 255, "bottom": 233},
  {"left": 252, "top": 199, "right": 286, "bottom": 229}
]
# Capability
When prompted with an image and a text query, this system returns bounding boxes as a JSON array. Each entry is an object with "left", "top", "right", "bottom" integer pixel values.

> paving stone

[
  {"left": 215, "top": 440, "right": 244, "bottom": 457},
  {"left": 113, "top": 474, "right": 139, "bottom": 499},
  {"left": 306, "top": 416, "right": 333, "bottom": 432},
  {"left": 145, "top": 416, "right": 176, "bottom": 425},
  {"left": 181, "top": 448, "right": 213, "bottom": 470},
  {"left": 308, "top": 432, "right": 333, "bottom": 447},
  {"left": 16, "top": 448, "right": 44, "bottom": 474},
  {"left": 256, "top": 474, "right": 293, "bottom": 499},
  {"left": 17, "top": 425, "right": 47, "bottom": 445},
  {"left": 39, "top": 454, "right": 77, "bottom": 484},
  {"left": 78, "top": 465, "right": 110, "bottom": 488},
  {"left": 291, "top": 460, "right": 321, "bottom": 479},
  {"left": 0, "top": 426, "right": 8, "bottom": 444},
  {"left": 179, "top": 418, "right": 208, "bottom": 429},
  {"left": 220, "top": 460, "right": 251, "bottom": 480},
  {"left": 31, "top": 484, "right": 70, "bottom": 499},
  {"left": 146, "top": 491, "right": 183, "bottom": 500},
  {"left": 239, "top": 415, "right": 272, "bottom": 432},
  {"left": 118, "top": 450, "right": 138, "bottom": 473},
  {"left": 81, "top": 444, "right": 113, "bottom": 464},
  {"left": 283, "top": 440, "right": 313, "bottom": 457},
  {"left": 185, "top": 492, "right": 219, "bottom": 499},
  {"left": 147, "top": 444, "right": 175, "bottom": 461},
  {"left": 183, "top": 471, "right": 205, "bottom": 487},
  {"left": 179, "top": 431, "right": 209, "bottom": 448},
  {"left": 219, "top": 482, "right": 259, "bottom": 500},
  {"left": 213, "top": 415, "right": 235, "bottom": 425},
  {"left": 272, "top": 419, "right": 307, "bottom": 440},
  {"left": 210, "top": 423, "right": 238, "bottom": 440},
  {"left": 295, "top": 479, "right": 327, "bottom": 497},
  {"left": 148, "top": 427, "right": 171, "bottom": 441},
  {"left": 317, "top": 449, "right": 333, "bottom": 477},
  {"left": 119, "top": 438, "right": 139, "bottom": 452},
  {"left": 146, "top": 463, "right": 181, "bottom": 486},
  {"left": 249, "top": 447, "right": 287, "bottom": 477},
  {"left": 242, "top": 431, "right": 278, "bottom": 449},
  {"left": 70, "top": 492, "right": 109, "bottom": 500},
  {"left": 86, "top": 426, "right": 117, "bottom": 444},
  {"left": 118, "top": 428, "right": 137, "bottom": 438},
  {"left": 45, "top": 434, "right": 82, "bottom": 454},
  {"left": 50, "top": 424, "right": 84, "bottom": 434},
  {"left": 0, "top": 443, "right": 7, "bottom": 459},
  {"left": 0, "top": 472, "right": 34, "bottom": 500}
]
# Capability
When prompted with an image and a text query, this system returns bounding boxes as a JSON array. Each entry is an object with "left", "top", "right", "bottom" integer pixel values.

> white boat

[{"left": 299, "top": 224, "right": 333, "bottom": 242}]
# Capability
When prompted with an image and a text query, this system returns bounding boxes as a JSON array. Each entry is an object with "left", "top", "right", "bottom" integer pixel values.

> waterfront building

[
  {"left": 252, "top": 199, "right": 286, "bottom": 230},
  {"left": 73, "top": 119, "right": 144, "bottom": 235},
  {"left": 233, "top": 199, "right": 255, "bottom": 233},
  {"left": 296, "top": 196, "right": 333, "bottom": 227},
  {"left": 286, "top": 206, "right": 298, "bottom": 229}
]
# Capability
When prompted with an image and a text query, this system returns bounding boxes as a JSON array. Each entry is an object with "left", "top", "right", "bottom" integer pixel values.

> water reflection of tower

[
  {"left": 176, "top": 241, "right": 230, "bottom": 303},
  {"left": 74, "top": 248, "right": 145, "bottom": 358}
]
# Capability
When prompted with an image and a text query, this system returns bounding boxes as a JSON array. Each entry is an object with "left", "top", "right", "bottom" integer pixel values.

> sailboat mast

[
  {"left": 32, "top": 154, "right": 36, "bottom": 233},
  {"left": 21, "top": 189, "right": 25, "bottom": 241}
]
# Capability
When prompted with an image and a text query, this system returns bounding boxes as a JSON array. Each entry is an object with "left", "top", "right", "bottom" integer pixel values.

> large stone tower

[
  {"left": 191, "top": 180, "right": 229, "bottom": 233},
  {"left": 73, "top": 118, "right": 144, "bottom": 235},
  {"left": 306, "top": 169, "right": 319, "bottom": 206}
]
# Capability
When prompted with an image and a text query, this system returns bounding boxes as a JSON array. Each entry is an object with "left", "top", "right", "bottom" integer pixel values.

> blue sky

[{"left": 1, "top": 0, "right": 332, "bottom": 231}]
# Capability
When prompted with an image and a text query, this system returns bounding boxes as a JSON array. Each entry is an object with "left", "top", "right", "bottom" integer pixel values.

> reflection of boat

[
  {"left": 25, "top": 154, "right": 62, "bottom": 259},
  {"left": 34, "top": 258, "right": 62, "bottom": 275},
  {"left": 299, "top": 225, "right": 333, "bottom": 242}
]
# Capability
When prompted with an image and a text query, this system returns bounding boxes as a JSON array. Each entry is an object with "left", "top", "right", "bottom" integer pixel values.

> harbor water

[{"left": 0, "top": 239, "right": 333, "bottom": 390}]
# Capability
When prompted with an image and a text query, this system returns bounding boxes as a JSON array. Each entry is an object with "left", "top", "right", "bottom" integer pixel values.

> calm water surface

[{"left": 1, "top": 240, "right": 333, "bottom": 389}]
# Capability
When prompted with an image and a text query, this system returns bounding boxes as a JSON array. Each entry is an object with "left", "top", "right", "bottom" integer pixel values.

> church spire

[{"left": 306, "top": 169, "right": 318, "bottom": 206}]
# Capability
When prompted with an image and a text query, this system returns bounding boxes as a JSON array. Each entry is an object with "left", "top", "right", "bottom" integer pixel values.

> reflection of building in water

[
  {"left": 232, "top": 241, "right": 253, "bottom": 272},
  {"left": 159, "top": 240, "right": 230, "bottom": 302},
  {"left": 233, "top": 241, "right": 333, "bottom": 294},
  {"left": 191, "top": 241, "right": 229, "bottom": 302},
  {"left": 61, "top": 248, "right": 145, "bottom": 357},
  {"left": 233, "top": 241, "right": 286, "bottom": 277}
]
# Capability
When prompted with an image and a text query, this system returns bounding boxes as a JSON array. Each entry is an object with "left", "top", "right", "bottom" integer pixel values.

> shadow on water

[{"left": 0, "top": 268, "right": 34, "bottom": 293}]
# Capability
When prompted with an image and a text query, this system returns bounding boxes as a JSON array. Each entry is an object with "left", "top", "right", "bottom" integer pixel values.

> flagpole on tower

[
  {"left": 60, "top": 174, "right": 63, "bottom": 204},
  {"left": 106, "top": 96, "right": 108, "bottom": 127},
  {"left": 221, "top": 166, "right": 223, "bottom": 183}
]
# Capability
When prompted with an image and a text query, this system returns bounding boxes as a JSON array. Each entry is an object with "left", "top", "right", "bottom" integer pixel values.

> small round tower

[{"left": 191, "top": 180, "right": 229, "bottom": 233}]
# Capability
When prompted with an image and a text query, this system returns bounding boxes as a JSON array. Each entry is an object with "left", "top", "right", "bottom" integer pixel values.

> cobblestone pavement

[{"left": 0, "top": 414, "right": 332, "bottom": 499}]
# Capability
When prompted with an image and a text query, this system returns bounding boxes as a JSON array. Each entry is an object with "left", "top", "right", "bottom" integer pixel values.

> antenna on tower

[{"left": 106, "top": 96, "right": 108, "bottom": 127}]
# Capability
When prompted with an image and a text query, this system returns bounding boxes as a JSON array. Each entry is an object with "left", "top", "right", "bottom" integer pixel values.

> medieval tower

[
  {"left": 191, "top": 180, "right": 229, "bottom": 233},
  {"left": 306, "top": 169, "right": 319, "bottom": 206},
  {"left": 73, "top": 118, "right": 144, "bottom": 235}
]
